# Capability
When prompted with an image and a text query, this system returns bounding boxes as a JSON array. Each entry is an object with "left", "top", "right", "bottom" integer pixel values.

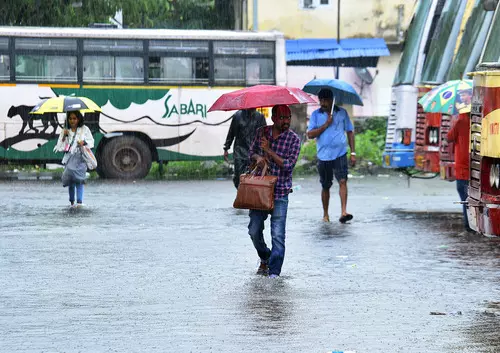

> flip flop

[{"left": 339, "top": 214, "right": 353, "bottom": 223}]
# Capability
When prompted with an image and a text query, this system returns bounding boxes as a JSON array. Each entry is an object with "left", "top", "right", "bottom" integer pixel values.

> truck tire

[{"left": 100, "top": 136, "right": 152, "bottom": 180}]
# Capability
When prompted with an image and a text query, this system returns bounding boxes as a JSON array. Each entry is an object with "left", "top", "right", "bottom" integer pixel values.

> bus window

[
  {"left": 83, "top": 39, "right": 144, "bottom": 83},
  {"left": 214, "top": 57, "right": 245, "bottom": 84},
  {"left": 195, "top": 57, "right": 209, "bottom": 81},
  {"left": 15, "top": 37, "right": 77, "bottom": 51},
  {"left": 246, "top": 58, "right": 274, "bottom": 85},
  {"left": 83, "top": 39, "right": 143, "bottom": 52},
  {"left": 149, "top": 40, "right": 209, "bottom": 54},
  {"left": 0, "top": 39, "right": 9, "bottom": 81},
  {"left": 16, "top": 55, "right": 77, "bottom": 82},
  {"left": 14, "top": 38, "right": 77, "bottom": 82},
  {"left": 83, "top": 56, "right": 114, "bottom": 81},
  {"left": 115, "top": 57, "right": 143, "bottom": 82},
  {"left": 148, "top": 40, "right": 209, "bottom": 84},
  {"left": 213, "top": 41, "right": 275, "bottom": 85},
  {"left": 83, "top": 56, "right": 143, "bottom": 83},
  {"left": 482, "top": 6, "right": 500, "bottom": 63},
  {"left": 0, "top": 55, "right": 9, "bottom": 81},
  {"left": 149, "top": 57, "right": 208, "bottom": 84},
  {"left": 213, "top": 41, "right": 274, "bottom": 55},
  {"left": 162, "top": 57, "right": 192, "bottom": 82}
]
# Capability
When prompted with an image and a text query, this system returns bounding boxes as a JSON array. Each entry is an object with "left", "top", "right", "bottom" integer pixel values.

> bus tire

[{"left": 100, "top": 136, "right": 152, "bottom": 180}]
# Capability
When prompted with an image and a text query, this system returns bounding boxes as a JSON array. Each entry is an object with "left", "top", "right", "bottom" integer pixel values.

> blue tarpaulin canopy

[{"left": 286, "top": 38, "right": 390, "bottom": 67}]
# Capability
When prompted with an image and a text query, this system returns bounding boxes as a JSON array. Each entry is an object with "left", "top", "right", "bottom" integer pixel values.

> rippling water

[{"left": 1, "top": 176, "right": 499, "bottom": 352}]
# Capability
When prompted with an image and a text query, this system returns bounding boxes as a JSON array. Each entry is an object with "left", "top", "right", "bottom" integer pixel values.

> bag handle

[{"left": 250, "top": 161, "right": 269, "bottom": 177}]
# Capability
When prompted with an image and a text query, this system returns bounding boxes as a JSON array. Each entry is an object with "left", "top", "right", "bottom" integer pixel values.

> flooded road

[{"left": 1, "top": 176, "right": 500, "bottom": 352}]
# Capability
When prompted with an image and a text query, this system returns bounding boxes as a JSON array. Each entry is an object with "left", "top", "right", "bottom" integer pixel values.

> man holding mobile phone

[{"left": 307, "top": 88, "right": 356, "bottom": 223}]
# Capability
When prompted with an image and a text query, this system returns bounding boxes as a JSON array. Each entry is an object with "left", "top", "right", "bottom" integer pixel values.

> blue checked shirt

[{"left": 249, "top": 125, "right": 301, "bottom": 199}]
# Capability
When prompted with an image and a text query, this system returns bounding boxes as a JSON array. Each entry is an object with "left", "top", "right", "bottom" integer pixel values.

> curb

[{"left": 0, "top": 171, "right": 62, "bottom": 181}]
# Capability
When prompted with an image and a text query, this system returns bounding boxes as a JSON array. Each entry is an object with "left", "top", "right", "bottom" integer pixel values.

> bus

[
  {"left": 382, "top": 0, "right": 443, "bottom": 170},
  {"left": 439, "top": 0, "right": 495, "bottom": 181},
  {"left": 414, "top": 0, "right": 470, "bottom": 174},
  {"left": 468, "top": 1, "right": 500, "bottom": 236},
  {"left": 0, "top": 27, "right": 286, "bottom": 179}
]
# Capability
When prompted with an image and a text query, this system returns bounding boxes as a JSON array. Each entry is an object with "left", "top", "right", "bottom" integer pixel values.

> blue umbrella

[{"left": 303, "top": 78, "right": 363, "bottom": 106}]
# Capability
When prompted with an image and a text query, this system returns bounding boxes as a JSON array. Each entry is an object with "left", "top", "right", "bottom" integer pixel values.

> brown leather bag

[{"left": 233, "top": 163, "right": 278, "bottom": 211}]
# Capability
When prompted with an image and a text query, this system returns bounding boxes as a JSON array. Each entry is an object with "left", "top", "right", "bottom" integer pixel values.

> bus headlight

[
  {"left": 395, "top": 129, "right": 403, "bottom": 144},
  {"left": 427, "top": 127, "right": 439, "bottom": 145},
  {"left": 495, "top": 164, "right": 500, "bottom": 189},
  {"left": 490, "top": 164, "right": 499, "bottom": 188}
]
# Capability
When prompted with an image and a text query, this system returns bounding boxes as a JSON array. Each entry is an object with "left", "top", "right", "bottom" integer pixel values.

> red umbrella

[{"left": 208, "top": 85, "right": 317, "bottom": 112}]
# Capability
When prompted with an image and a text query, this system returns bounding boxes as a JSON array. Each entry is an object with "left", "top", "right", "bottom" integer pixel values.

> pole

[
  {"left": 253, "top": 0, "right": 258, "bottom": 31},
  {"left": 336, "top": 0, "right": 340, "bottom": 79}
]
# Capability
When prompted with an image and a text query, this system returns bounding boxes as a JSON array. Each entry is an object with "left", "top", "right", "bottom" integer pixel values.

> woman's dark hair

[{"left": 65, "top": 111, "right": 84, "bottom": 128}]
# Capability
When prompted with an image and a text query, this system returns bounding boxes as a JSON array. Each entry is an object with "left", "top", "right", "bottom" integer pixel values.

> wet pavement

[{"left": 1, "top": 175, "right": 500, "bottom": 352}]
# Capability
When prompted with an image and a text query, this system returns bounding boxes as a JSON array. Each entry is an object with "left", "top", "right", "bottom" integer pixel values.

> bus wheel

[{"left": 101, "top": 136, "right": 152, "bottom": 179}]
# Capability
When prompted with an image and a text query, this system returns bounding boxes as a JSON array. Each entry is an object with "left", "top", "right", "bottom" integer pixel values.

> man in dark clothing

[{"left": 223, "top": 109, "right": 266, "bottom": 188}]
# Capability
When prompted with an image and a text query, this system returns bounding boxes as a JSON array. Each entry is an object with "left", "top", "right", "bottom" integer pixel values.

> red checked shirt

[
  {"left": 249, "top": 125, "right": 301, "bottom": 199},
  {"left": 447, "top": 113, "right": 470, "bottom": 180}
]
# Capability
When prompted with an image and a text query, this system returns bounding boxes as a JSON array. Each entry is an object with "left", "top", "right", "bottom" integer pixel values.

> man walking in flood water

[
  {"left": 223, "top": 109, "right": 266, "bottom": 189},
  {"left": 247, "top": 104, "right": 301, "bottom": 278},
  {"left": 307, "top": 88, "right": 356, "bottom": 223}
]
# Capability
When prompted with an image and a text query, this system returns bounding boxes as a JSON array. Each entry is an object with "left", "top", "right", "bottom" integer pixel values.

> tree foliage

[{"left": 0, "top": 0, "right": 236, "bottom": 29}]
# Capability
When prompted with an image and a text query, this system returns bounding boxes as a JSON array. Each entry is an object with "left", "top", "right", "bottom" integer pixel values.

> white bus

[{"left": 0, "top": 27, "right": 286, "bottom": 179}]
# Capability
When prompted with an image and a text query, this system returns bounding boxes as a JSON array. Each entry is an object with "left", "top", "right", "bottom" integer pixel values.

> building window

[
  {"left": 301, "top": 0, "right": 331, "bottom": 9},
  {"left": 302, "top": 0, "right": 314, "bottom": 9}
]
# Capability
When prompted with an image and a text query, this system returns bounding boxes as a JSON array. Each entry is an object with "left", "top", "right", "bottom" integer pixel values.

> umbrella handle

[{"left": 330, "top": 97, "right": 336, "bottom": 115}]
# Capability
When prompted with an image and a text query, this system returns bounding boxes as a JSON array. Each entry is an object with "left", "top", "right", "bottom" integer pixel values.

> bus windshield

[
  {"left": 481, "top": 5, "right": 500, "bottom": 63},
  {"left": 421, "top": 0, "right": 466, "bottom": 83},
  {"left": 392, "top": 1, "right": 433, "bottom": 86},
  {"left": 447, "top": 0, "right": 494, "bottom": 79}
]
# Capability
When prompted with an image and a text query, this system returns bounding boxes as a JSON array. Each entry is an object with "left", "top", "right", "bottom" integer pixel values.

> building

[{"left": 246, "top": 0, "right": 417, "bottom": 119}]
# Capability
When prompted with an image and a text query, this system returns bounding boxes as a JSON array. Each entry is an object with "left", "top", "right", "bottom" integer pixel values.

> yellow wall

[{"left": 248, "top": 0, "right": 416, "bottom": 40}]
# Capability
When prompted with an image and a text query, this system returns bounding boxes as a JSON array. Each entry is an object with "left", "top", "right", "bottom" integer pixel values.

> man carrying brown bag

[{"left": 246, "top": 104, "right": 301, "bottom": 278}]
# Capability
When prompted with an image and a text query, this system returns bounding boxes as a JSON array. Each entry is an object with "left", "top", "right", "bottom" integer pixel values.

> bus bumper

[
  {"left": 414, "top": 149, "right": 440, "bottom": 173},
  {"left": 382, "top": 151, "right": 414, "bottom": 168},
  {"left": 468, "top": 203, "right": 500, "bottom": 237}
]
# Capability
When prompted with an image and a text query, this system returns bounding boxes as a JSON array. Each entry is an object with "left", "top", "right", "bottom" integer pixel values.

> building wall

[{"left": 247, "top": 0, "right": 416, "bottom": 41}]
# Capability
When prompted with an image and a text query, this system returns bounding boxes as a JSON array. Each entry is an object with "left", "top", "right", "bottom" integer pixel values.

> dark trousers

[
  {"left": 456, "top": 179, "right": 469, "bottom": 230},
  {"left": 233, "top": 159, "right": 249, "bottom": 189}
]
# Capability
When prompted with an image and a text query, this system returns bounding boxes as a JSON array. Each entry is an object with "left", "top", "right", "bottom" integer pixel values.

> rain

[{"left": 1, "top": 1, "right": 500, "bottom": 353}]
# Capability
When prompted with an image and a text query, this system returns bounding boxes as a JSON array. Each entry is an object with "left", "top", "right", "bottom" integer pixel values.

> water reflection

[
  {"left": 452, "top": 302, "right": 500, "bottom": 352},
  {"left": 317, "top": 222, "right": 354, "bottom": 238},
  {"left": 240, "top": 277, "right": 295, "bottom": 336}
]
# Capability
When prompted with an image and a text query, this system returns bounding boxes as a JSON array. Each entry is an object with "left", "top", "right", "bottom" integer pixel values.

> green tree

[
  {"left": 0, "top": 0, "right": 120, "bottom": 27},
  {"left": 0, "top": 0, "right": 238, "bottom": 29}
]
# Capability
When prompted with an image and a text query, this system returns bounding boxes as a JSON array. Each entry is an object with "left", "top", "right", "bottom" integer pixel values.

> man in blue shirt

[{"left": 307, "top": 88, "right": 356, "bottom": 223}]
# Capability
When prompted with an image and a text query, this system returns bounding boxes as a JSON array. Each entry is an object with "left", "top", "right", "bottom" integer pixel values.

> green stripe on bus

[{"left": 52, "top": 87, "right": 170, "bottom": 109}]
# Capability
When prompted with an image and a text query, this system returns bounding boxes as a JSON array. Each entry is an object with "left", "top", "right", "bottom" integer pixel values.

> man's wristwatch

[{"left": 350, "top": 152, "right": 356, "bottom": 156}]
